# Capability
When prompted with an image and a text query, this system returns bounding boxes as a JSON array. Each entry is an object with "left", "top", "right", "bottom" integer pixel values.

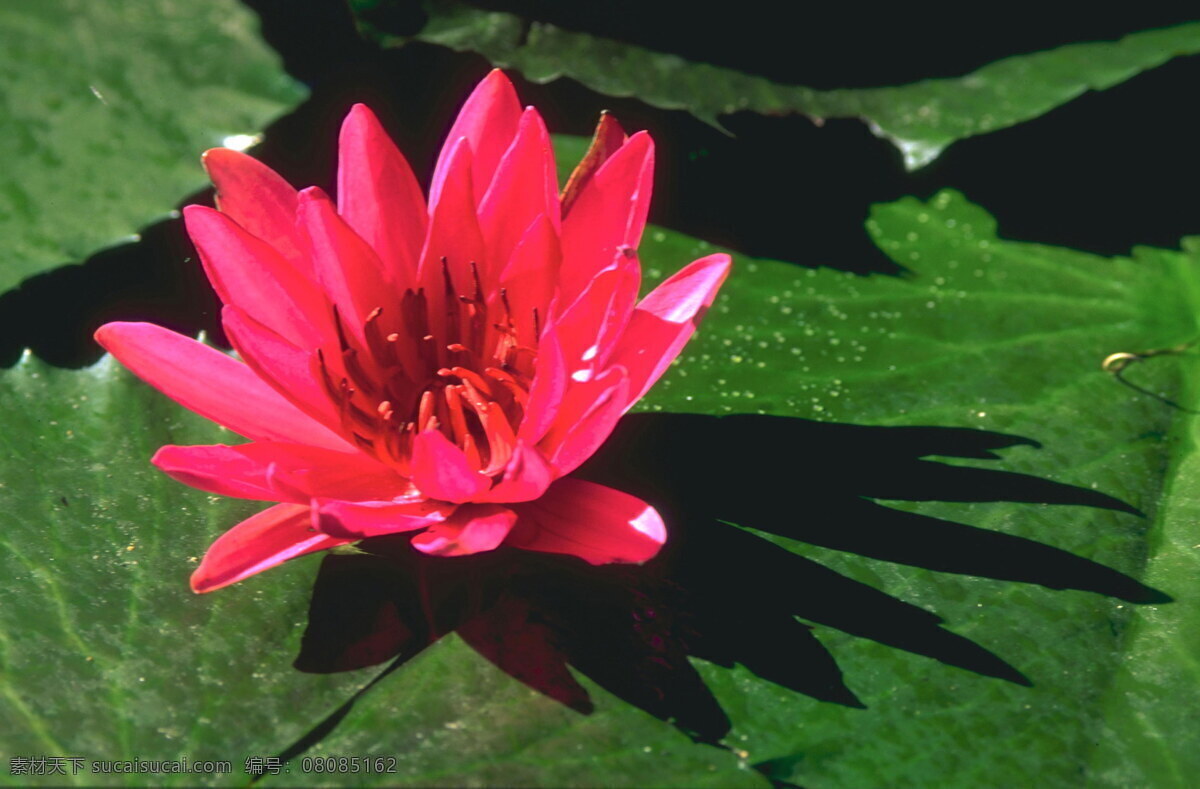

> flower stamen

[{"left": 307, "top": 255, "right": 539, "bottom": 476}]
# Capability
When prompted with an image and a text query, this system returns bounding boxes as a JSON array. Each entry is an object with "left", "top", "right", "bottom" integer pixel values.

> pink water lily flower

[{"left": 95, "top": 70, "right": 729, "bottom": 593}]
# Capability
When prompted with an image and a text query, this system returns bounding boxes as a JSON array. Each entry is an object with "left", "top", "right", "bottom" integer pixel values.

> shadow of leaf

[{"left": 282, "top": 412, "right": 1167, "bottom": 759}]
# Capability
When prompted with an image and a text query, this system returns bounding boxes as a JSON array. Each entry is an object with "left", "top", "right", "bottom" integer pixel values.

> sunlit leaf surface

[{"left": 0, "top": 0, "right": 306, "bottom": 293}]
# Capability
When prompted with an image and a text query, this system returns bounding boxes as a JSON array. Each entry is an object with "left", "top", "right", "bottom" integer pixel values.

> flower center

[{"left": 316, "top": 259, "right": 537, "bottom": 478}]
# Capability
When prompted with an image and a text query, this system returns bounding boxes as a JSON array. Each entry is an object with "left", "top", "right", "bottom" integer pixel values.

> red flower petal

[
  {"left": 499, "top": 214, "right": 561, "bottom": 348},
  {"left": 94, "top": 322, "right": 352, "bottom": 451},
  {"left": 201, "top": 148, "right": 308, "bottom": 272},
  {"left": 543, "top": 252, "right": 640, "bottom": 383},
  {"left": 190, "top": 503, "right": 350, "bottom": 593},
  {"left": 297, "top": 187, "right": 395, "bottom": 337},
  {"left": 507, "top": 478, "right": 665, "bottom": 564},
  {"left": 411, "top": 503, "right": 518, "bottom": 556},
  {"left": 152, "top": 442, "right": 409, "bottom": 503},
  {"left": 558, "top": 132, "right": 654, "bottom": 304},
  {"left": 429, "top": 69, "right": 522, "bottom": 212},
  {"left": 337, "top": 104, "right": 427, "bottom": 287},
  {"left": 312, "top": 498, "right": 452, "bottom": 539},
  {"left": 609, "top": 253, "right": 732, "bottom": 408},
  {"left": 115, "top": 75, "right": 736, "bottom": 592},
  {"left": 517, "top": 323, "right": 567, "bottom": 445},
  {"left": 220, "top": 306, "right": 346, "bottom": 435},
  {"left": 476, "top": 442, "right": 555, "bottom": 503},
  {"left": 478, "top": 107, "right": 560, "bottom": 283},
  {"left": 185, "top": 206, "right": 330, "bottom": 349},
  {"left": 151, "top": 444, "right": 278, "bottom": 501},
  {"left": 417, "top": 137, "right": 489, "bottom": 317},
  {"left": 542, "top": 365, "right": 631, "bottom": 475},
  {"left": 410, "top": 429, "right": 491, "bottom": 502}
]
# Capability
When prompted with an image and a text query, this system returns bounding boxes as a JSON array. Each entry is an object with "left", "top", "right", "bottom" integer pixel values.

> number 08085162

[{"left": 299, "top": 756, "right": 398, "bottom": 774}]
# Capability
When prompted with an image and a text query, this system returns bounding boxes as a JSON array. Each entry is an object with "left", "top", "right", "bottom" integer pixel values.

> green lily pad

[
  {"left": 285, "top": 189, "right": 1198, "bottom": 785},
  {"left": 3, "top": 189, "right": 1197, "bottom": 786},
  {"left": 0, "top": 360, "right": 764, "bottom": 785},
  {"left": 0, "top": 0, "right": 307, "bottom": 294},
  {"left": 0, "top": 353, "right": 378, "bottom": 787},
  {"left": 359, "top": 0, "right": 1200, "bottom": 170},
  {"left": 628, "top": 191, "right": 1200, "bottom": 787}
]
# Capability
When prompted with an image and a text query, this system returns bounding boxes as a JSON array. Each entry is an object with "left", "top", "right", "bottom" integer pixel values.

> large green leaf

[
  {"left": 0, "top": 353, "right": 381, "bottom": 787},
  {"left": 281, "top": 190, "right": 1198, "bottom": 785},
  {"left": 3, "top": 189, "right": 1197, "bottom": 786},
  {"left": 0, "top": 0, "right": 306, "bottom": 294},
  {"left": 0, "top": 358, "right": 764, "bottom": 785},
  {"left": 629, "top": 191, "right": 1200, "bottom": 787},
  {"left": 358, "top": 1, "right": 1200, "bottom": 170}
]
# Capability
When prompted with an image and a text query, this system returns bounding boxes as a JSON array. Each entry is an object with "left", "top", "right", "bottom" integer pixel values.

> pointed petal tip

[
  {"left": 706, "top": 251, "right": 733, "bottom": 270},
  {"left": 690, "top": 252, "right": 733, "bottom": 291},
  {"left": 148, "top": 444, "right": 173, "bottom": 468},
  {"left": 621, "top": 131, "right": 655, "bottom": 175},
  {"left": 180, "top": 203, "right": 211, "bottom": 221},
  {"left": 189, "top": 565, "right": 251, "bottom": 594},
  {"left": 445, "top": 134, "right": 471, "bottom": 160},
  {"left": 180, "top": 204, "right": 228, "bottom": 240},
  {"left": 200, "top": 146, "right": 252, "bottom": 173},
  {"left": 342, "top": 102, "right": 381, "bottom": 130},
  {"left": 189, "top": 571, "right": 218, "bottom": 594},
  {"left": 644, "top": 252, "right": 732, "bottom": 323},
  {"left": 189, "top": 553, "right": 247, "bottom": 594},
  {"left": 460, "top": 68, "right": 520, "bottom": 113},
  {"left": 595, "top": 110, "right": 624, "bottom": 133},
  {"left": 92, "top": 320, "right": 151, "bottom": 351},
  {"left": 696, "top": 251, "right": 733, "bottom": 291},
  {"left": 518, "top": 105, "right": 548, "bottom": 124},
  {"left": 624, "top": 129, "right": 654, "bottom": 152},
  {"left": 92, "top": 322, "right": 116, "bottom": 347},
  {"left": 482, "top": 67, "right": 514, "bottom": 85},
  {"left": 198, "top": 151, "right": 302, "bottom": 260}
]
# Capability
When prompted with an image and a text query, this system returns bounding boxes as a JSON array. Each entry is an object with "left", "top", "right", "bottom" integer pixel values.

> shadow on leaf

[{"left": 278, "top": 413, "right": 1166, "bottom": 767}]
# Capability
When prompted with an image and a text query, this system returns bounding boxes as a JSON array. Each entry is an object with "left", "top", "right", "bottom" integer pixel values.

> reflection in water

[{"left": 284, "top": 413, "right": 1167, "bottom": 763}]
